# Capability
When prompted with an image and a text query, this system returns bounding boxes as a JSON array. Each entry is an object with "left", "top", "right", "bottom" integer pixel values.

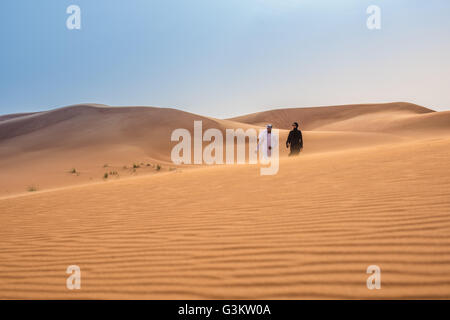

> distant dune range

[
  {"left": 230, "top": 102, "right": 450, "bottom": 134},
  {"left": 0, "top": 102, "right": 449, "bottom": 299}
]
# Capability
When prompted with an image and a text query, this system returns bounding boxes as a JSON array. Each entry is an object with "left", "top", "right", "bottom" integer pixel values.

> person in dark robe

[{"left": 286, "top": 122, "right": 303, "bottom": 156}]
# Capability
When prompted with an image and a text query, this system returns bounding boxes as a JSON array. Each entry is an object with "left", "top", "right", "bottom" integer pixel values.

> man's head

[
  {"left": 267, "top": 124, "right": 272, "bottom": 133},
  {"left": 292, "top": 122, "right": 299, "bottom": 129}
]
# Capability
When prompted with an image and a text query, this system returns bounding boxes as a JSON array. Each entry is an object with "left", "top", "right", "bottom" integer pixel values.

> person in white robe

[{"left": 256, "top": 124, "right": 278, "bottom": 161}]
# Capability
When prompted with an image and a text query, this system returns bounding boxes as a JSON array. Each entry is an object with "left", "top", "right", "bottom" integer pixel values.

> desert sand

[{"left": 0, "top": 102, "right": 450, "bottom": 299}]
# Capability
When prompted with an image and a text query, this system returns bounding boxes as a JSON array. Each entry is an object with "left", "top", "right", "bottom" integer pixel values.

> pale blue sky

[{"left": 1, "top": 0, "right": 449, "bottom": 117}]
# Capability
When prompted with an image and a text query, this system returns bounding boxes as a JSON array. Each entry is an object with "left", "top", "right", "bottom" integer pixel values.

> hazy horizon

[{"left": 1, "top": 0, "right": 450, "bottom": 118}]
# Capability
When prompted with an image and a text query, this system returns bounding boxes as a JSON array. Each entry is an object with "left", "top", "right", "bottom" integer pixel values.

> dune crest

[{"left": 229, "top": 102, "right": 435, "bottom": 130}]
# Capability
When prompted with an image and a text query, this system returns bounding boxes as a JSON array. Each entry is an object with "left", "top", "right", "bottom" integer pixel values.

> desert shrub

[
  {"left": 156, "top": 164, "right": 161, "bottom": 171},
  {"left": 104, "top": 173, "right": 109, "bottom": 179}
]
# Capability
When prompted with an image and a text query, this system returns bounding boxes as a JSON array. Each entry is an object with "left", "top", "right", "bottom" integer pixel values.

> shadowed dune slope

[
  {"left": 0, "top": 104, "right": 252, "bottom": 158},
  {"left": 0, "top": 112, "right": 38, "bottom": 122},
  {"left": 0, "top": 104, "right": 256, "bottom": 194}
]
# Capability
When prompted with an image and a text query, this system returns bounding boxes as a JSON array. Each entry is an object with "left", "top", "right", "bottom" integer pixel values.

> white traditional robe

[{"left": 257, "top": 129, "right": 278, "bottom": 161}]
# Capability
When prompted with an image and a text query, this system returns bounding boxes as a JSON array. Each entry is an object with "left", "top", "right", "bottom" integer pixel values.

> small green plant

[
  {"left": 27, "top": 185, "right": 38, "bottom": 192},
  {"left": 156, "top": 164, "right": 161, "bottom": 171},
  {"left": 70, "top": 168, "right": 77, "bottom": 174},
  {"left": 133, "top": 163, "right": 140, "bottom": 169},
  {"left": 104, "top": 172, "right": 109, "bottom": 179}
]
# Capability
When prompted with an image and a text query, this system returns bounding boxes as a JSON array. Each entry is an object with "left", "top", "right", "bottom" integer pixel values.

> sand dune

[
  {"left": 0, "top": 102, "right": 450, "bottom": 299},
  {"left": 0, "top": 104, "right": 250, "bottom": 157},
  {"left": 0, "top": 104, "right": 254, "bottom": 195},
  {"left": 229, "top": 102, "right": 434, "bottom": 131}
]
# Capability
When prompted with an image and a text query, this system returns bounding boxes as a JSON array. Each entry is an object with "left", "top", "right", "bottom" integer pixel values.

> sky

[{"left": 1, "top": 0, "right": 450, "bottom": 118}]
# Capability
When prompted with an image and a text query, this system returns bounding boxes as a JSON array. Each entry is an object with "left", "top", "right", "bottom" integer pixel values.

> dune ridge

[{"left": 229, "top": 102, "right": 435, "bottom": 130}]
